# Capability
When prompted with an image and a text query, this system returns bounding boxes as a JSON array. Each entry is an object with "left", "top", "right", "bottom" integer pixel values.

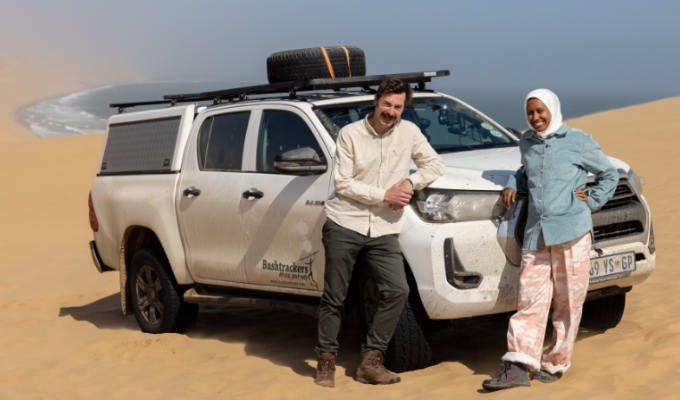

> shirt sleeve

[
  {"left": 581, "top": 134, "right": 619, "bottom": 210},
  {"left": 333, "top": 128, "right": 386, "bottom": 205},
  {"left": 505, "top": 166, "right": 527, "bottom": 192},
  {"left": 408, "top": 130, "right": 445, "bottom": 190}
]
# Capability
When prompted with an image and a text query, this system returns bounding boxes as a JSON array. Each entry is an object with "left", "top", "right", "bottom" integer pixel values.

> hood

[{"left": 425, "top": 147, "right": 631, "bottom": 191}]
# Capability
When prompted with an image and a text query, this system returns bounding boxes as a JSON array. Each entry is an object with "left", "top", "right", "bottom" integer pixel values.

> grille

[
  {"left": 613, "top": 184, "right": 633, "bottom": 197},
  {"left": 591, "top": 179, "right": 646, "bottom": 241},
  {"left": 590, "top": 180, "right": 638, "bottom": 211},
  {"left": 594, "top": 221, "right": 644, "bottom": 241},
  {"left": 602, "top": 196, "right": 638, "bottom": 209}
]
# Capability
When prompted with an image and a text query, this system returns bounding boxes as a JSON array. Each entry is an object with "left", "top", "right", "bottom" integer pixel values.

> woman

[{"left": 482, "top": 89, "right": 619, "bottom": 391}]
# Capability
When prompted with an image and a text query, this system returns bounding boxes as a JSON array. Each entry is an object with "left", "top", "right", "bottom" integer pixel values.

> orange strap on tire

[
  {"left": 320, "top": 47, "right": 335, "bottom": 78},
  {"left": 340, "top": 46, "right": 352, "bottom": 77}
]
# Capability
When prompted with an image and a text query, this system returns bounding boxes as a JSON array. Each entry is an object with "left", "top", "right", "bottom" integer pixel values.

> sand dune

[{"left": 1, "top": 55, "right": 678, "bottom": 399}]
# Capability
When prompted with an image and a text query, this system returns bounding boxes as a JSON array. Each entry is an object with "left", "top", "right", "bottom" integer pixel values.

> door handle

[
  {"left": 242, "top": 189, "right": 264, "bottom": 199},
  {"left": 183, "top": 186, "right": 201, "bottom": 197}
]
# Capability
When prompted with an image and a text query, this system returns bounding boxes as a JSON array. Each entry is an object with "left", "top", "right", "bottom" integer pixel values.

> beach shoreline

[
  {"left": 0, "top": 52, "right": 142, "bottom": 141},
  {"left": 1, "top": 53, "right": 679, "bottom": 400}
]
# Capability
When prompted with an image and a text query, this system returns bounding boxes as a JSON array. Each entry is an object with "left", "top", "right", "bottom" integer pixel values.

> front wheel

[
  {"left": 128, "top": 248, "right": 196, "bottom": 333},
  {"left": 360, "top": 272, "right": 433, "bottom": 372},
  {"left": 580, "top": 293, "right": 626, "bottom": 330},
  {"left": 385, "top": 293, "right": 434, "bottom": 372}
]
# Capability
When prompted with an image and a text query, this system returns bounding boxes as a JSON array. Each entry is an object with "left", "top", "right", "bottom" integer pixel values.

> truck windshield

[{"left": 314, "top": 96, "right": 518, "bottom": 153}]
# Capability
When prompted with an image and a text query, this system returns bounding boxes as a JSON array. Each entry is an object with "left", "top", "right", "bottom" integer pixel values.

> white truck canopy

[{"left": 99, "top": 104, "right": 195, "bottom": 175}]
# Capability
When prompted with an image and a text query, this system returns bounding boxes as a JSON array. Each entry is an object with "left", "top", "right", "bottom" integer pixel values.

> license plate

[{"left": 590, "top": 251, "right": 636, "bottom": 283}]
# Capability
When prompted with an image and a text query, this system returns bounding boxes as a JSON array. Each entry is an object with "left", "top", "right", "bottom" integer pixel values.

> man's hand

[
  {"left": 385, "top": 179, "right": 414, "bottom": 211},
  {"left": 502, "top": 188, "right": 516, "bottom": 209},
  {"left": 574, "top": 188, "right": 589, "bottom": 204}
]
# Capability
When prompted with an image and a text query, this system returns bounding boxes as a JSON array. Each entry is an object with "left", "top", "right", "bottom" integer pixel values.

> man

[{"left": 314, "top": 79, "right": 444, "bottom": 387}]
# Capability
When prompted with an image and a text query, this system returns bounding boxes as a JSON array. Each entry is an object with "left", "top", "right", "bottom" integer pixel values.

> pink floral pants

[{"left": 502, "top": 233, "right": 592, "bottom": 374}]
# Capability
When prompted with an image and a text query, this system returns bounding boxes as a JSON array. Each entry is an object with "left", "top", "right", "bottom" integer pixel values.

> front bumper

[{"left": 399, "top": 210, "right": 656, "bottom": 320}]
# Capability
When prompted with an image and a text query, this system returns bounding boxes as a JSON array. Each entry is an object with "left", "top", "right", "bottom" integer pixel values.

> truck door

[
  {"left": 177, "top": 109, "right": 254, "bottom": 283},
  {"left": 238, "top": 107, "right": 332, "bottom": 292}
]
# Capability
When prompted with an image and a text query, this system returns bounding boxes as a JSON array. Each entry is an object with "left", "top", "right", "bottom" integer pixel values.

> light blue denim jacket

[{"left": 505, "top": 123, "right": 619, "bottom": 251}]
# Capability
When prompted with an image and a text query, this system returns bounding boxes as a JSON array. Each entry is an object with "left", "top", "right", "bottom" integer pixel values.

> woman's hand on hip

[
  {"left": 574, "top": 188, "right": 589, "bottom": 204},
  {"left": 502, "top": 188, "right": 516, "bottom": 209}
]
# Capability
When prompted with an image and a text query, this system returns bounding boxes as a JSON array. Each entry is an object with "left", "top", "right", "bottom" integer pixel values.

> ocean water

[
  {"left": 19, "top": 81, "right": 676, "bottom": 138},
  {"left": 20, "top": 81, "right": 240, "bottom": 138},
  {"left": 21, "top": 86, "right": 113, "bottom": 137}
]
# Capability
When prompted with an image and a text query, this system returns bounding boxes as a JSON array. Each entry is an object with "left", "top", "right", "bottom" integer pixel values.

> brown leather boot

[
  {"left": 314, "top": 352, "right": 336, "bottom": 387},
  {"left": 355, "top": 349, "right": 401, "bottom": 385}
]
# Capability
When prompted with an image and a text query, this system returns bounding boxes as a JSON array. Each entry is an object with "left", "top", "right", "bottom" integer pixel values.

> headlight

[
  {"left": 627, "top": 168, "right": 645, "bottom": 194},
  {"left": 412, "top": 189, "right": 505, "bottom": 222}
]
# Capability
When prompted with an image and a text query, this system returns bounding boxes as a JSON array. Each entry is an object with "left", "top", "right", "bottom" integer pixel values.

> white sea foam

[
  {"left": 59, "top": 84, "right": 113, "bottom": 105},
  {"left": 21, "top": 87, "right": 111, "bottom": 138},
  {"left": 19, "top": 82, "right": 219, "bottom": 138}
]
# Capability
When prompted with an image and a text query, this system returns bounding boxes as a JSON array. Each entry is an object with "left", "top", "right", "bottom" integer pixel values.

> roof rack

[{"left": 110, "top": 70, "right": 450, "bottom": 112}]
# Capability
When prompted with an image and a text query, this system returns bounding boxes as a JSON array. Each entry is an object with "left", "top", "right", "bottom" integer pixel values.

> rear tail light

[{"left": 88, "top": 191, "right": 99, "bottom": 232}]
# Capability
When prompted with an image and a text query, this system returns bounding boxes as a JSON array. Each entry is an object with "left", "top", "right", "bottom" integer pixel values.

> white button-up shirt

[{"left": 325, "top": 116, "right": 444, "bottom": 237}]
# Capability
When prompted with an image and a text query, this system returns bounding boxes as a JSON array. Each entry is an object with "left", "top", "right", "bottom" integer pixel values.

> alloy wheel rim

[{"left": 135, "top": 264, "right": 164, "bottom": 325}]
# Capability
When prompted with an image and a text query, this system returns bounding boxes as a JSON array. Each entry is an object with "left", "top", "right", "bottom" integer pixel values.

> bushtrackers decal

[{"left": 262, "top": 252, "right": 319, "bottom": 288}]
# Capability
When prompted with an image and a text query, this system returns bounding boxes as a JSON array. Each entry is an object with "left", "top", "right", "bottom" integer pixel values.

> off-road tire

[
  {"left": 580, "top": 293, "right": 626, "bottom": 330},
  {"left": 129, "top": 248, "right": 196, "bottom": 333},
  {"left": 385, "top": 293, "right": 434, "bottom": 372},
  {"left": 266, "top": 46, "right": 365, "bottom": 83},
  {"left": 360, "top": 270, "right": 433, "bottom": 372}
]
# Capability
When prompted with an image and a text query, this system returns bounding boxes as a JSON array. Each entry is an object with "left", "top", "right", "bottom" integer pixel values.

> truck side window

[
  {"left": 256, "top": 110, "right": 325, "bottom": 173},
  {"left": 198, "top": 111, "right": 250, "bottom": 171}
]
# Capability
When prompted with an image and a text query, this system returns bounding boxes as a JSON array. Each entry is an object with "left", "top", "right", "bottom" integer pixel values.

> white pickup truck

[{"left": 88, "top": 69, "right": 655, "bottom": 371}]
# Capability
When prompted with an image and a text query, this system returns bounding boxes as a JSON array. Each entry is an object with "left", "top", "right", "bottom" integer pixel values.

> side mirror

[{"left": 273, "top": 147, "right": 327, "bottom": 175}]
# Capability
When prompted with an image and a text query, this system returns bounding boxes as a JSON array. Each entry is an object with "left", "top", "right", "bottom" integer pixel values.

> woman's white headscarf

[{"left": 525, "top": 88, "right": 563, "bottom": 138}]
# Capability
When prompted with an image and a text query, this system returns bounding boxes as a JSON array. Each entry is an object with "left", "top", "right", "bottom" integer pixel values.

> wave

[
  {"left": 22, "top": 92, "right": 108, "bottom": 138},
  {"left": 19, "top": 81, "right": 235, "bottom": 138}
]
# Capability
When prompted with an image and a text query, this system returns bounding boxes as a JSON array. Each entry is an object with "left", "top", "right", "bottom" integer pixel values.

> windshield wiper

[
  {"left": 435, "top": 142, "right": 517, "bottom": 153},
  {"left": 435, "top": 145, "right": 473, "bottom": 153}
]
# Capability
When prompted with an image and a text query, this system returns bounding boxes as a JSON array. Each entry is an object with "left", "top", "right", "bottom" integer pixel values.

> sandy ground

[{"left": 1, "top": 54, "right": 679, "bottom": 400}]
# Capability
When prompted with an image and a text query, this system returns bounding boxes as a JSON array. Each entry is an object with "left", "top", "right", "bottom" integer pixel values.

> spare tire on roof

[{"left": 267, "top": 46, "right": 366, "bottom": 83}]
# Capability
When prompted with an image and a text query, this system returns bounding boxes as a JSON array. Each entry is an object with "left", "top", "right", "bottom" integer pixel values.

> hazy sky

[{"left": 2, "top": 0, "right": 679, "bottom": 124}]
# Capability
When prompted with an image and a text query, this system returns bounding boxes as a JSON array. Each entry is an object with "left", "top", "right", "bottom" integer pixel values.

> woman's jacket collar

[{"left": 526, "top": 123, "right": 569, "bottom": 141}]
